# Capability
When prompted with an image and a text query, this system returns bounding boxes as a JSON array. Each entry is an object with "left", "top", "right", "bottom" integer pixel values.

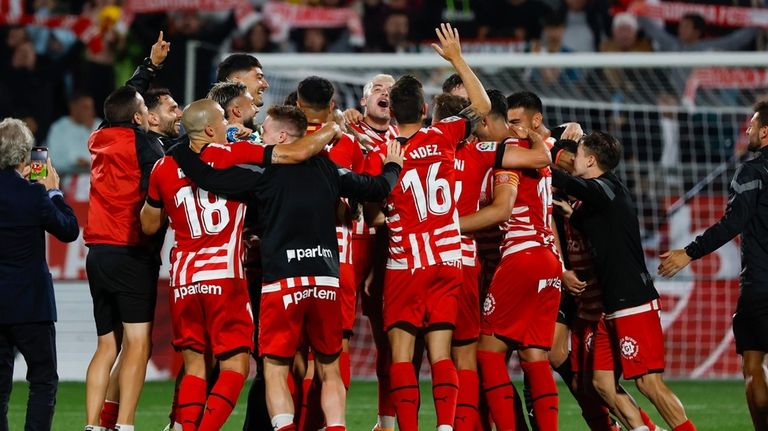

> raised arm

[
  {"left": 432, "top": 23, "right": 491, "bottom": 130},
  {"left": 637, "top": 16, "right": 681, "bottom": 51},
  {"left": 698, "top": 27, "right": 759, "bottom": 51},
  {"left": 125, "top": 31, "right": 170, "bottom": 93},
  {"left": 271, "top": 122, "right": 342, "bottom": 164},
  {"left": 170, "top": 143, "right": 264, "bottom": 196}
]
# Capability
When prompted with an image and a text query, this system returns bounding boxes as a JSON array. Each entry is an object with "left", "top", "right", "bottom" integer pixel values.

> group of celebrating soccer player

[{"left": 81, "top": 23, "right": 702, "bottom": 431}]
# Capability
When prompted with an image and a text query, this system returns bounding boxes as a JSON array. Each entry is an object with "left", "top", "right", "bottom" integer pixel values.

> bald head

[{"left": 182, "top": 99, "right": 228, "bottom": 147}]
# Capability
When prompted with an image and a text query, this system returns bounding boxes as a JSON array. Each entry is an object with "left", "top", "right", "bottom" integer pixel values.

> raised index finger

[{"left": 157, "top": 30, "right": 164, "bottom": 43}]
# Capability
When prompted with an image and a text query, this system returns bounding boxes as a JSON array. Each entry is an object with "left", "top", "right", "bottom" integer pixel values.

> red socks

[
  {"left": 376, "top": 350, "right": 396, "bottom": 418},
  {"left": 455, "top": 369, "right": 479, "bottom": 431},
  {"left": 340, "top": 351, "right": 351, "bottom": 390},
  {"left": 198, "top": 370, "right": 245, "bottom": 431},
  {"left": 639, "top": 409, "right": 660, "bottom": 431},
  {"left": 476, "top": 350, "right": 518, "bottom": 431},
  {"left": 520, "top": 360, "right": 559, "bottom": 431},
  {"left": 673, "top": 419, "right": 697, "bottom": 431},
  {"left": 99, "top": 400, "right": 118, "bottom": 429},
  {"left": 326, "top": 426, "right": 346, "bottom": 431},
  {"left": 431, "top": 359, "right": 459, "bottom": 428},
  {"left": 390, "top": 361, "right": 420, "bottom": 431},
  {"left": 178, "top": 375, "right": 207, "bottom": 431}
]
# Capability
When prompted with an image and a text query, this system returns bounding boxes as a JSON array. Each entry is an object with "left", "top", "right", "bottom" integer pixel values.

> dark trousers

[{"left": 0, "top": 322, "right": 58, "bottom": 431}]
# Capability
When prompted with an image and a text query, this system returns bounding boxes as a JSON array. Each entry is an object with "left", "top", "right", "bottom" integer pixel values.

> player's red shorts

[
  {"left": 481, "top": 247, "right": 562, "bottom": 349},
  {"left": 170, "top": 278, "right": 254, "bottom": 357},
  {"left": 383, "top": 261, "right": 462, "bottom": 332},
  {"left": 453, "top": 262, "right": 481, "bottom": 343},
  {"left": 259, "top": 281, "right": 342, "bottom": 360},
  {"left": 605, "top": 299, "right": 665, "bottom": 379},
  {"left": 339, "top": 262, "right": 357, "bottom": 337},
  {"left": 570, "top": 317, "right": 614, "bottom": 373}
]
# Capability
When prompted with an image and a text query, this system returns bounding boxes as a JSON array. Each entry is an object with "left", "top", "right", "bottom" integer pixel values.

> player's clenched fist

[
  {"left": 432, "top": 23, "right": 462, "bottom": 63},
  {"left": 383, "top": 140, "right": 404, "bottom": 167}
]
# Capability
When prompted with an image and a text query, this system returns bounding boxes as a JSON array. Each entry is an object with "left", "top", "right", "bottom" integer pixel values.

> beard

[
  {"left": 161, "top": 121, "right": 180, "bottom": 138},
  {"left": 243, "top": 116, "right": 258, "bottom": 131}
]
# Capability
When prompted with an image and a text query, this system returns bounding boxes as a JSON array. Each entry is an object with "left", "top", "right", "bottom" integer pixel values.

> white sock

[
  {"left": 378, "top": 415, "right": 396, "bottom": 429},
  {"left": 115, "top": 424, "right": 134, "bottom": 431},
  {"left": 437, "top": 425, "right": 453, "bottom": 431},
  {"left": 84, "top": 426, "right": 107, "bottom": 431},
  {"left": 271, "top": 413, "right": 294, "bottom": 431},
  {"left": 632, "top": 427, "right": 651, "bottom": 431}
]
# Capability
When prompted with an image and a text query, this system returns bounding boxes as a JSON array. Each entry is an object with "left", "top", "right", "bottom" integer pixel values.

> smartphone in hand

[{"left": 29, "top": 147, "right": 48, "bottom": 182}]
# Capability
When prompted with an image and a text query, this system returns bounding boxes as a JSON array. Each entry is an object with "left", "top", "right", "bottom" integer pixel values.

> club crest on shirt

[
  {"left": 483, "top": 293, "right": 496, "bottom": 316},
  {"left": 619, "top": 336, "right": 639, "bottom": 360},
  {"left": 477, "top": 142, "right": 496, "bottom": 152}
]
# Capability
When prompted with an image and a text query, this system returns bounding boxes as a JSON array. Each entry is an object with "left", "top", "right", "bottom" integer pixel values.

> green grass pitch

[{"left": 6, "top": 379, "right": 749, "bottom": 430}]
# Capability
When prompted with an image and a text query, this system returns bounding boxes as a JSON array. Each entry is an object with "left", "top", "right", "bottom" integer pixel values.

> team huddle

[{"left": 81, "top": 24, "right": 699, "bottom": 431}]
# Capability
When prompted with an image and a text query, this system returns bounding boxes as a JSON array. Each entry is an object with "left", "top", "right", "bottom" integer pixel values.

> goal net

[{"left": 252, "top": 52, "right": 764, "bottom": 380}]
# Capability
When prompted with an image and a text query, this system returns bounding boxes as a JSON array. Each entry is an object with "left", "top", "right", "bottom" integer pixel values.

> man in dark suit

[{"left": 0, "top": 118, "right": 79, "bottom": 431}]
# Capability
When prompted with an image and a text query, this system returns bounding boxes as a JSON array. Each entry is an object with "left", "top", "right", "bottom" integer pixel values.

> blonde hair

[{"left": 363, "top": 74, "right": 396, "bottom": 99}]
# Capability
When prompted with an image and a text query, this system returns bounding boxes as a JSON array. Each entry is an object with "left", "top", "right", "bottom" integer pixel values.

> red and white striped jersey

[
  {"left": 499, "top": 139, "right": 557, "bottom": 259},
  {"left": 309, "top": 123, "right": 363, "bottom": 264},
  {"left": 146, "top": 141, "right": 267, "bottom": 286},
  {"left": 456, "top": 139, "right": 503, "bottom": 266},
  {"left": 386, "top": 116, "right": 469, "bottom": 269},
  {"left": 564, "top": 200, "right": 604, "bottom": 321},
  {"left": 348, "top": 121, "right": 399, "bottom": 238}
]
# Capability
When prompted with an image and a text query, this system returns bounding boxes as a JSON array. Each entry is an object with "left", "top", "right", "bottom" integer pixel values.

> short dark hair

[
  {"left": 390, "top": 75, "right": 424, "bottom": 124},
  {"left": 144, "top": 88, "right": 173, "bottom": 111},
  {"left": 681, "top": 13, "right": 706, "bottom": 34},
  {"left": 267, "top": 105, "right": 308, "bottom": 137},
  {"left": 207, "top": 81, "right": 248, "bottom": 113},
  {"left": 441, "top": 73, "right": 463, "bottom": 94},
  {"left": 284, "top": 90, "right": 298, "bottom": 106},
  {"left": 754, "top": 100, "right": 768, "bottom": 129},
  {"left": 104, "top": 86, "right": 141, "bottom": 123},
  {"left": 507, "top": 91, "right": 543, "bottom": 114},
  {"left": 432, "top": 93, "right": 469, "bottom": 122},
  {"left": 216, "top": 53, "right": 262, "bottom": 82},
  {"left": 297, "top": 76, "right": 335, "bottom": 110},
  {"left": 581, "top": 131, "right": 622, "bottom": 171},
  {"left": 487, "top": 89, "right": 507, "bottom": 120}
]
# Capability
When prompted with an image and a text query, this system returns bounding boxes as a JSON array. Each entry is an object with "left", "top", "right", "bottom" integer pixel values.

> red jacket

[{"left": 84, "top": 123, "right": 164, "bottom": 246}]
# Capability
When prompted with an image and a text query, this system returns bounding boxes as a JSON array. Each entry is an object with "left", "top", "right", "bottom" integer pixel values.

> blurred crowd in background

[{"left": 1, "top": 0, "right": 766, "bottom": 173}]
